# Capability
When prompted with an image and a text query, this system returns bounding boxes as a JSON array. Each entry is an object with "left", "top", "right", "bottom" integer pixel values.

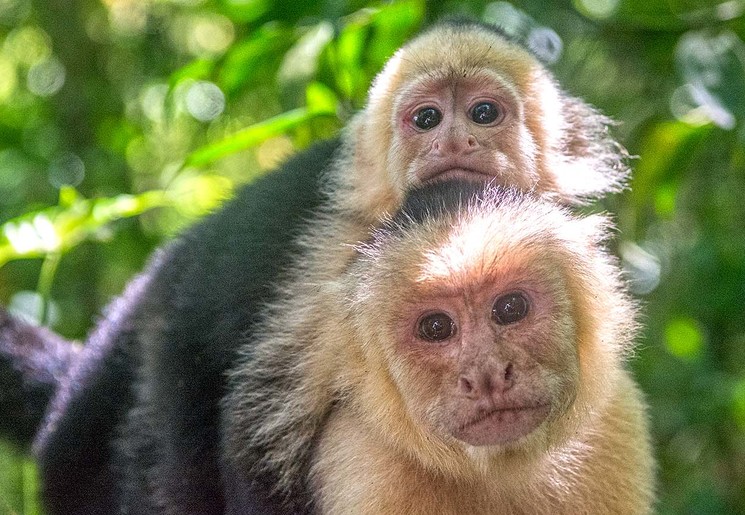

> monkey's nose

[
  {"left": 458, "top": 363, "right": 515, "bottom": 399},
  {"left": 442, "top": 133, "right": 479, "bottom": 155}
]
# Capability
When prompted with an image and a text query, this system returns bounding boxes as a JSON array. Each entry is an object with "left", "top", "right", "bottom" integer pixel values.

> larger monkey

[
  {"left": 224, "top": 181, "right": 654, "bottom": 513},
  {"left": 1, "top": 19, "right": 631, "bottom": 513}
]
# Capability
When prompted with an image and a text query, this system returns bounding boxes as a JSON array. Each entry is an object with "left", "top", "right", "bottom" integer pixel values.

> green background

[{"left": 0, "top": 0, "right": 743, "bottom": 513}]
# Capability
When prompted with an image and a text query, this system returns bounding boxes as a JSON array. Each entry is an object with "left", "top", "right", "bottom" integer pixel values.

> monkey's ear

[{"left": 554, "top": 97, "right": 631, "bottom": 203}]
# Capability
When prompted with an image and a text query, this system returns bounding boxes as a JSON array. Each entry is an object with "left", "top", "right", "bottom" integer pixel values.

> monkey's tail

[{"left": 0, "top": 307, "right": 79, "bottom": 447}]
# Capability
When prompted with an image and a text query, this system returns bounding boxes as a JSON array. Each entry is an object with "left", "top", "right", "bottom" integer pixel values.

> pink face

[
  {"left": 393, "top": 72, "right": 538, "bottom": 190},
  {"left": 392, "top": 270, "right": 579, "bottom": 448}
]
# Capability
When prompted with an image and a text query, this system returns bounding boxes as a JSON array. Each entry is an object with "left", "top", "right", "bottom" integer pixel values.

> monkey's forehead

[
  {"left": 393, "top": 25, "right": 538, "bottom": 86},
  {"left": 357, "top": 220, "right": 564, "bottom": 305},
  {"left": 356, "top": 181, "right": 610, "bottom": 296}
]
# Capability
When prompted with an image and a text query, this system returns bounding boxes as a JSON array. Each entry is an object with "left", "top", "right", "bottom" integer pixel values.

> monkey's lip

[
  {"left": 454, "top": 403, "right": 551, "bottom": 447},
  {"left": 419, "top": 166, "right": 495, "bottom": 184}
]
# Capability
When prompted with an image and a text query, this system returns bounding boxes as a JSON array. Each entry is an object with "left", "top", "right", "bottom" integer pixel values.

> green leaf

[
  {"left": 184, "top": 106, "right": 336, "bottom": 168},
  {"left": 305, "top": 81, "right": 339, "bottom": 116},
  {"left": 219, "top": 25, "right": 294, "bottom": 94},
  {"left": 0, "top": 190, "right": 169, "bottom": 268},
  {"left": 0, "top": 441, "right": 41, "bottom": 515},
  {"left": 169, "top": 59, "right": 216, "bottom": 88}
]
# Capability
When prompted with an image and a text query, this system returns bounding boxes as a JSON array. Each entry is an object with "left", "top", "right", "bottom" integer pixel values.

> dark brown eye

[
  {"left": 471, "top": 102, "right": 501, "bottom": 125},
  {"left": 492, "top": 293, "right": 529, "bottom": 325},
  {"left": 417, "top": 312, "right": 455, "bottom": 342},
  {"left": 413, "top": 107, "right": 442, "bottom": 130}
]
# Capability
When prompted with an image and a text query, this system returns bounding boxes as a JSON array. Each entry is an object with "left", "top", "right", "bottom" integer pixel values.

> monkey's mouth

[
  {"left": 454, "top": 403, "right": 551, "bottom": 447},
  {"left": 418, "top": 166, "right": 495, "bottom": 185}
]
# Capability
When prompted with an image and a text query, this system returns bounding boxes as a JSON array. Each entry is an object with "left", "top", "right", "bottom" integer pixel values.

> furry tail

[{"left": 0, "top": 308, "right": 79, "bottom": 446}]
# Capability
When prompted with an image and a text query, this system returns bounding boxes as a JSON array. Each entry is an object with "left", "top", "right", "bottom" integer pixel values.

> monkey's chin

[{"left": 453, "top": 403, "right": 551, "bottom": 447}]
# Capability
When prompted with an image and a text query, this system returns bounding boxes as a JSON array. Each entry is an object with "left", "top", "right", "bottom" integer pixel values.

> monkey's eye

[
  {"left": 471, "top": 102, "right": 501, "bottom": 125},
  {"left": 417, "top": 312, "right": 455, "bottom": 342},
  {"left": 492, "top": 293, "right": 529, "bottom": 325},
  {"left": 412, "top": 107, "right": 442, "bottom": 131}
]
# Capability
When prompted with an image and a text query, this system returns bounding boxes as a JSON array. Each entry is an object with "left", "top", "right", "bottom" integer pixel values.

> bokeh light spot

[
  {"left": 620, "top": 241, "right": 662, "bottom": 295},
  {"left": 3, "top": 25, "right": 51, "bottom": 66},
  {"left": 8, "top": 291, "right": 59, "bottom": 327},
  {"left": 665, "top": 317, "right": 704, "bottom": 361},
  {"left": 141, "top": 83, "right": 169, "bottom": 122},
  {"left": 574, "top": 0, "right": 620, "bottom": 19},
  {"left": 527, "top": 27, "right": 563, "bottom": 64},
  {"left": 189, "top": 14, "right": 234, "bottom": 57},
  {"left": 49, "top": 152, "right": 85, "bottom": 189},
  {"left": 483, "top": 2, "right": 530, "bottom": 37},
  {"left": 185, "top": 81, "right": 225, "bottom": 122},
  {"left": 27, "top": 56, "right": 65, "bottom": 97},
  {"left": 0, "top": 56, "right": 17, "bottom": 102}
]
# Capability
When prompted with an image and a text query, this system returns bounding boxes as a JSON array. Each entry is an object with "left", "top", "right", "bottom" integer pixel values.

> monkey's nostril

[
  {"left": 459, "top": 376, "right": 474, "bottom": 395},
  {"left": 504, "top": 363, "right": 514, "bottom": 383}
]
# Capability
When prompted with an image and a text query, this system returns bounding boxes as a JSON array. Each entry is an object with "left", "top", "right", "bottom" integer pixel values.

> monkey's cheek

[{"left": 450, "top": 403, "right": 552, "bottom": 447}]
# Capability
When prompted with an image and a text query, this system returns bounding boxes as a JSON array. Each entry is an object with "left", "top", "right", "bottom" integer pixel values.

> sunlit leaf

[
  {"left": 183, "top": 106, "right": 336, "bottom": 168},
  {"left": 277, "top": 21, "right": 335, "bottom": 87},
  {"left": 169, "top": 59, "right": 215, "bottom": 88},
  {"left": 305, "top": 81, "right": 339, "bottom": 116},
  {"left": 333, "top": 18, "right": 367, "bottom": 99},
  {"left": 221, "top": 0, "right": 270, "bottom": 23},
  {"left": 169, "top": 173, "right": 234, "bottom": 217},
  {"left": 0, "top": 190, "right": 169, "bottom": 267},
  {"left": 366, "top": 0, "right": 423, "bottom": 68}
]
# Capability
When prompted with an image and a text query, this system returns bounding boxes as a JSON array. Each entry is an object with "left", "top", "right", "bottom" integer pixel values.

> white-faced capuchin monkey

[
  {"left": 0, "top": 19, "right": 635, "bottom": 515},
  {"left": 223, "top": 180, "right": 655, "bottom": 514},
  {"left": 337, "top": 19, "right": 628, "bottom": 224}
]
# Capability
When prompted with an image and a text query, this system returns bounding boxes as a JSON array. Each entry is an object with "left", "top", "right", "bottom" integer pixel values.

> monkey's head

[
  {"left": 344, "top": 20, "right": 628, "bottom": 222},
  {"left": 347, "top": 182, "right": 636, "bottom": 465}
]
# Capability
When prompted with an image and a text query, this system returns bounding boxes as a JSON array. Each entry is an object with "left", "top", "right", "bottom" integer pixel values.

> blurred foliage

[{"left": 0, "top": 0, "right": 743, "bottom": 513}]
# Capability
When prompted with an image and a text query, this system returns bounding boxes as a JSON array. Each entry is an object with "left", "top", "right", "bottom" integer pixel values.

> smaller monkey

[
  {"left": 223, "top": 181, "right": 654, "bottom": 514},
  {"left": 340, "top": 19, "right": 629, "bottom": 223}
]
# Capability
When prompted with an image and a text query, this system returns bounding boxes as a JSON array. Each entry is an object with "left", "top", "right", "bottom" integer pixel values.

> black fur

[
  {"left": 0, "top": 309, "right": 77, "bottom": 446},
  {"left": 388, "top": 178, "right": 491, "bottom": 229},
  {"left": 4, "top": 138, "right": 339, "bottom": 514}
]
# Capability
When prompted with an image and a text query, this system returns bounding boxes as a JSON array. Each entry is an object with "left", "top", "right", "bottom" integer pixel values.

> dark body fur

[
  {"left": 0, "top": 311, "right": 78, "bottom": 446},
  {"left": 21, "top": 139, "right": 338, "bottom": 514}
]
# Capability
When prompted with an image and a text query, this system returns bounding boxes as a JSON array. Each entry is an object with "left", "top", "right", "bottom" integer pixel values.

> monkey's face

[
  {"left": 352, "top": 191, "right": 598, "bottom": 453},
  {"left": 390, "top": 260, "right": 580, "bottom": 449},
  {"left": 389, "top": 69, "right": 540, "bottom": 195},
  {"left": 358, "top": 24, "right": 565, "bottom": 207}
]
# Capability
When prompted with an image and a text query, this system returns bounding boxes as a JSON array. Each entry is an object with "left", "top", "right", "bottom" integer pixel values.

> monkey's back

[{"left": 35, "top": 138, "right": 339, "bottom": 514}]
